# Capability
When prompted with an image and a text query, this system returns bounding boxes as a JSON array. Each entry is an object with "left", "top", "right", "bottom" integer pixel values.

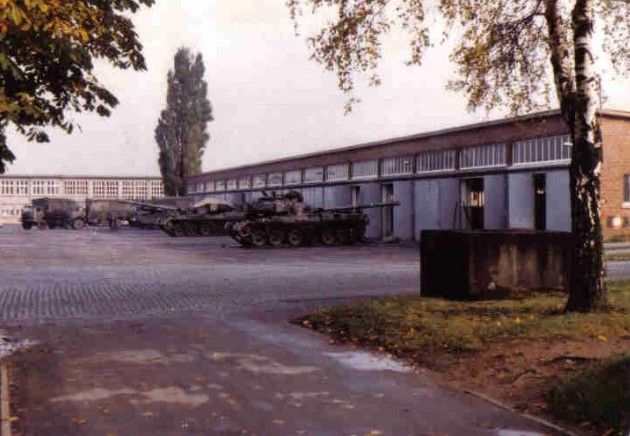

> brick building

[
  {"left": 0, "top": 175, "right": 164, "bottom": 223},
  {"left": 186, "top": 109, "right": 630, "bottom": 240}
]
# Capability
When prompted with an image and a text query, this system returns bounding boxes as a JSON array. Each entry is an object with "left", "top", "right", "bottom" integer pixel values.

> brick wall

[{"left": 601, "top": 116, "right": 630, "bottom": 239}]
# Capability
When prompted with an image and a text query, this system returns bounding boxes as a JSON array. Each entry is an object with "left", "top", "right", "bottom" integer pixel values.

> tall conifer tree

[{"left": 156, "top": 48, "right": 213, "bottom": 196}]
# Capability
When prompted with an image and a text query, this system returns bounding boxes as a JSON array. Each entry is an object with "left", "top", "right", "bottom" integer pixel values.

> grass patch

[
  {"left": 548, "top": 354, "right": 629, "bottom": 435},
  {"left": 605, "top": 252, "right": 630, "bottom": 262},
  {"left": 302, "top": 284, "right": 629, "bottom": 357},
  {"left": 299, "top": 281, "right": 630, "bottom": 433}
]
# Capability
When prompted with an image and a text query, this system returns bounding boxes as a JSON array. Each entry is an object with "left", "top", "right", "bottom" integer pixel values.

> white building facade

[{"left": 0, "top": 175, "right": 164, "bottom": 223}]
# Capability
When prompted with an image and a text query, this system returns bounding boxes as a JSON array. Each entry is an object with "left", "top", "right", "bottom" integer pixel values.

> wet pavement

[{"left": 0, "top": 225, "right": 579, "bottom": 434}]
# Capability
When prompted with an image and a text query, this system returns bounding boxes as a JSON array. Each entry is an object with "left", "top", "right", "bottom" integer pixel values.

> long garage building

[{"left": 187, "top": 109, "right": 630, "bottom": 241}]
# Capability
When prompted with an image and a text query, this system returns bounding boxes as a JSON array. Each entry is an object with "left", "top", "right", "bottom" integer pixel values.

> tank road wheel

[
  {"left": 335, "top": 229, "right": 350, "bottom": 245},
  {"left": 345, "top": 228, "right": 358, "bottom": 245},
  {"left": 198, "top": 223, "right": 213, "bottom": 236},
  {"left": 287, "top": 228, "right": 305, "bottom": 247},
  {"left": 21, "top": 222, "right": 33, "bottom": 230},
  {"left": 37, "top": 221, "right": 49, "bottom": 230},
  {"left": 172, "top": 222, "right": 186, "bottom": 237},
  {"left": 268, "top": 229, "right": 286, "bottom": 247},
  {"left": 72, "top": 218, "right": 86, "bottom": 230},
  {"left": 184, "top": 222, "right": 198, "bottom": 236},
  {"left": 321, "top": 228, "right": 337, "bottom": 246},
  {"left": 250, "top": 228, "right": 268, "bottom": 248}
]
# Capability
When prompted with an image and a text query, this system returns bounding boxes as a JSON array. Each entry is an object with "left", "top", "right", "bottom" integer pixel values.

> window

[
  {"left": 303, "top": 167, "right": 324, "bottom": 184},
  {"left": 46, "top": 180, "right": 61, "bottom": 195},
  {"left": 351, "top": 160, "right": 378, "bottom": 180},
  {"left": 326, "top": 164, "right": 349, "bottom": 182},
  {"left": 197, "top": 182, "right": 205, "bottom": 193},
  {"left": 417, "top": 149, "right": 456, "bottom": 173},
  {"left": 512, "top": 135, "right": 571, "bottom": 165},
  {"left": 205, "top": 181, "right": 215, "bottom": 192},
  {"left": 267, "top": 172, "right": 283, "bottom": 187},
  {"left": 16, "top": 180, "right": 28, "bottom": 195},
  {"left": 150, "top": 181, "right": 164, "bottom": 198},
  {"left": 105, "top": 180, "right": 119, "bottom": 198},
  {"left": 460, "top": 144, "right": 506, "bottom": 169},
  {"left": 227, "top": 179, "right": 238, "bottom": 190},
  {"left": 215, "top": 180, "right": 226, "bottom": 191},
  {"left": 0, "top": 180, "right": 15, "bottom": 195},
  {"left": 253, "top": 175, "right": 266, "bottom": 188},
  {"left": 238, "top": 176, "right": 251, "bottom": 190},
  {"left": 381, "top": 156, "right": 413, "bottom": 176},
  {"left": 284, "top": 170, "right": 302, "bottom": 186}
]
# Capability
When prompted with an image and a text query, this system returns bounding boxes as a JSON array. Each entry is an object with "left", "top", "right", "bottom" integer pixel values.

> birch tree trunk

[{"left": 565, "top": 0, "right": 606, "bottom": 312}]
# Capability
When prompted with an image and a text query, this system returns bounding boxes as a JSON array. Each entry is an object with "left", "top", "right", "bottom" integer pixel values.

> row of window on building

[
  {"left": 0, "top": 179, "right": 164, "bottom": 199},
  {"left": 190, "top": 135, "right": 572, "bottom": 194}
]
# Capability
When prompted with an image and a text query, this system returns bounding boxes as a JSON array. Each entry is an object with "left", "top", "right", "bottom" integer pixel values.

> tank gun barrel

[{"left": 318, "top": 201, "right": 400, "bottom": 213}]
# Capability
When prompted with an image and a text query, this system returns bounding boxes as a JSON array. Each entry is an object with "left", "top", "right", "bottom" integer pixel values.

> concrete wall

[
  {"left": 393, "top": 181, "right": 414, "bottom": 239},
  {"left": 508, "top": 172, "right": 535, "bottom": 229},
  {"left": 301, "top": 186, "right": 324, "bottom": 209},
  {"left": 324, "top": 185, "right": 352, "bottom": 209},
  {"left": 546, "top": 169, "right": 571, "bottom": 232},
  {"left": 414, "top": 178, "right": 459, "bottom": 237},
  {"left": 484, "top": 174, "right": 508, "bottom": 229}
]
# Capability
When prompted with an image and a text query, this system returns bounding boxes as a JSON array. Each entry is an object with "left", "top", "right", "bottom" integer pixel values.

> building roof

[
  {"left": 0, "top": 175, "right": 161, "bottom": 180},
  {"left": 191, "top": 108, "right": 629, "bottom": 181}
]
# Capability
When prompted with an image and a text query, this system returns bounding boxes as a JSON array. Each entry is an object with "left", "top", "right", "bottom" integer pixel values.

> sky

[{"left": 4, "top": 0, "right": 630, "bottom": 177}]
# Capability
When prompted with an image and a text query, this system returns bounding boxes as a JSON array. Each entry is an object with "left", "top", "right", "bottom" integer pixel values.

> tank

[
  {"left": 226, "top": 190, "right": 399, "bottom": 248},
  {"left": 159, "top": 198, "right": 245, "bottom": 237},
  {"left": 21, "top": 197, "right": 86, "bottom": 230}
]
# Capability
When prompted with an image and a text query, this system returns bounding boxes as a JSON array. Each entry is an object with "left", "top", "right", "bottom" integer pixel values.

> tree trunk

[{"left": 565, "top": 0, "right": 606, "bottom": 312}]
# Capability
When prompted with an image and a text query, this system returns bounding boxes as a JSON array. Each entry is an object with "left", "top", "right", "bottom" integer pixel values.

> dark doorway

[
  {"left": 381, "top": 183, "right": 394, "bottom": 238},
  {"left": 534, "top": 174, "right": 546, "bottom": 230},
  {"left": 352, "top": 186, "right": 360, "bottom": 207},
  {"left": 463, "top": 178, "right": 484, "bottom": 230}
]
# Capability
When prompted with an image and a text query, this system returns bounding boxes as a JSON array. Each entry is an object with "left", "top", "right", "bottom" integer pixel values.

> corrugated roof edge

[{"left": 191, "top": 108, "right": 630, "bottom": 180}]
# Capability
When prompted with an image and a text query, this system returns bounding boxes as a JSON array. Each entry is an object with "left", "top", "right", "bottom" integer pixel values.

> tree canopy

[
  {"left": 155, "top": 47, "right": 213, "bottom": 197},
  {"left": 287, "top": 0, "right": 628, "bottom": 115},
  {"left": 0, "top": 0, "right": 154, "bottom": 173}
]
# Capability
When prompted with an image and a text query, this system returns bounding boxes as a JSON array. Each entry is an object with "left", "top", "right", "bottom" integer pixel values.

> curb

[
  {"left": 463, "top": 389, "right": 577, "bottom": 436},
  {"left": 0, "top": 363, "right": 11, "bottom": 436}
]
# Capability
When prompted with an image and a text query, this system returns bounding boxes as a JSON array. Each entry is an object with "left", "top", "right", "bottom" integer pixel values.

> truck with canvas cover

[{"left": 21, "top": 198, "right": 86, "bottom": 230}]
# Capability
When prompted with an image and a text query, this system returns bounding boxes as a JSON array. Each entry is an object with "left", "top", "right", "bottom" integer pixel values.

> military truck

[
  {"left": 226, "top": 190, "right": 399, "bottom": 248},
  {"left": 21, "top": 198, "right": 86, "bottom": 230}
]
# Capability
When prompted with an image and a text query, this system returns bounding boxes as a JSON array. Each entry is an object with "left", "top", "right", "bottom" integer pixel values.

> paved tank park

[{"left": 2, "top": 225, "right": 623, "bottom": 435}]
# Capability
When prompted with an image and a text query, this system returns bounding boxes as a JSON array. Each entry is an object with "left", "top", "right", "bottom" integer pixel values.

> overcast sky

[{"left": 4, "top": 1, "right": 629, "bottom": 177}]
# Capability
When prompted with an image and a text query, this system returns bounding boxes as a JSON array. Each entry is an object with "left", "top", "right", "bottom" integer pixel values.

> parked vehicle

[
  {"left": 85, "top": 199, "right": 137, "bottom": 229},
  {"left": 21, "top": 198, "right": 86, "bottom": 230},
  {"left": 226, "top": 190, "right": 399, "bottom": 248},
  {"left": 159, "top": 198, "right": 245, "bottom": 237}
]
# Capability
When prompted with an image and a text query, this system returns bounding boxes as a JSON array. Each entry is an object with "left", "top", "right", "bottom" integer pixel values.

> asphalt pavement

[{"left": 1, "top": 224, "right": 621, "bottom": 435}]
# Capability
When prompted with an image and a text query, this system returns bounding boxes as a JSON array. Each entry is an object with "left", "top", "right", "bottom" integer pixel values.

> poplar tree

[
  {"left": 288, "top": 0, "right": 629, "bottom": 312},
  {"left": 155, "top": 48, "right": 213, "bottom": 196},
  {"left": 0, "top": 0, "right": 153, "bottom": 173}
]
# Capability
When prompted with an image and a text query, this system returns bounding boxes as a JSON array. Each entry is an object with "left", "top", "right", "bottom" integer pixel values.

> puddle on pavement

[
  {"left": 207, "top": 352, "right": 319, "bottom": 375},
  {"left": 324, "top": 351, "right": 411, "bottom": 373},
  {"left": 130, "top": 386, "right": 208, "bottom": 407},
  {"left": 51, "top": 388, "right": 136, "bottom": 402},
  {"left": 495, "top": 431, "right": 546, "bottom": 436},
  {"left": 85, "top": 349, "right": 195, "bottom": 365}
]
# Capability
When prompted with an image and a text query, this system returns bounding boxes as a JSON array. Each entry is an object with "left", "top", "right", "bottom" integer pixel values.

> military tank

[
  {"left": 159, "top": 198, "right": 245, "bottom": 237},
  {"left": 226, "top": 190, "right": 399, "bottom": 248}
]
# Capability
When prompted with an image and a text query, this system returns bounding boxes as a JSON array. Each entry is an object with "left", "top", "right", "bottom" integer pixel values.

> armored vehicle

[
  {"left": 226, "top": 190, "right": 399, "bottom": 248},
  {"left": 21, "top": 197, "right": 86, "bottom": 230},
  {"left": 160, "top": 198, "right": 245, "bottom": 237}
]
